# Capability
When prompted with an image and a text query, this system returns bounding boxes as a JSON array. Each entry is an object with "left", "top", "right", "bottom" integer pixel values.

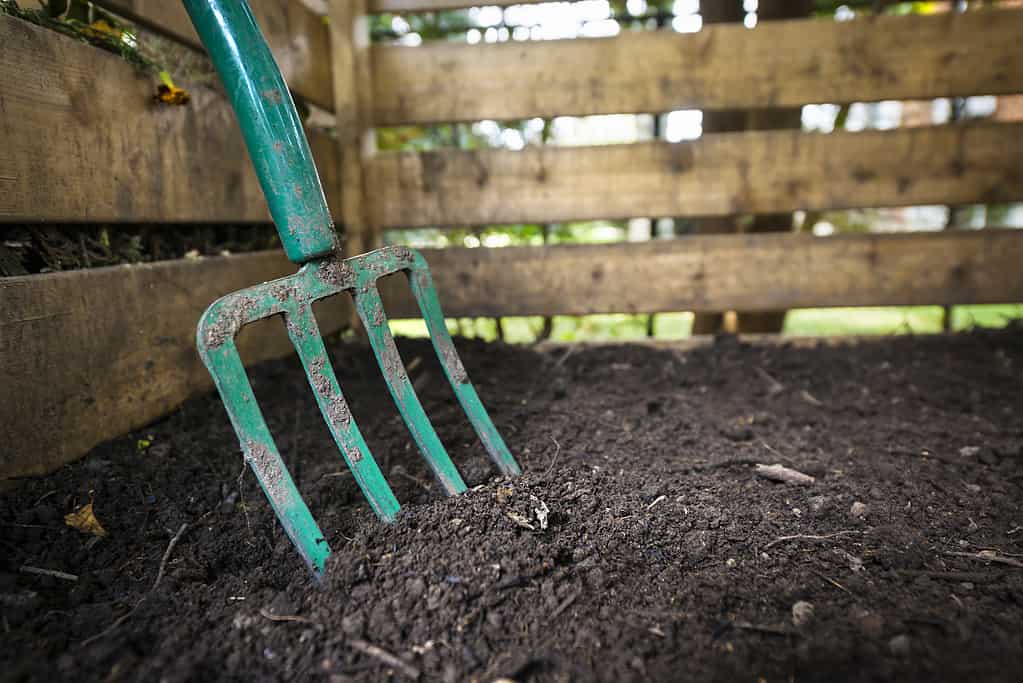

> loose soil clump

[{"left": 3, "top": 330, "right": 1023, "bottom": 681}]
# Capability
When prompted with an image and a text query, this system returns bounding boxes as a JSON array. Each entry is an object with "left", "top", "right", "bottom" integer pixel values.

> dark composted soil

[
  {"left": 2, "top": 330, "right": 1023, "bottom": 682},
  {"left": 0, "top": 225, "right": 280, "bottom": 276}
]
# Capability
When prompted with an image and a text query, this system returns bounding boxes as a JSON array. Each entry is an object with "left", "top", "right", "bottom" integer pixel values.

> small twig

[
  {"left": 550, "top": 346, "right": 576, "bottom": 372},
  {"left": 19, "top": 565, "right": 78, "bottom": 582},
  {"left": 755, "top": 367, "right": 785, "bottom": 396},
  {"left": 153, "top": 523, "right": 189, "bottom": 591},
  {"left": 259, "top": 607, "right": 317, "bottom": 625},
  {"left": 646, "top": 495, "right": 666, "bottom": 511},
  {"left": 800, "top": 390, "right": 824, "bottom": 407},
  {"left": 82, "top": 519, "right": 196, "bottom": 647},
  {"left": 807, "top": 568, "right": 853, "bottom": 596},
  {"left": 731, "top": 620, "right": 794, "bottom": 637},
  {"left": 32, "top": 490, "right": 58, "bottom": 507},
  {"left": 550, "top": 588, "right": 581, "bottom": 619},
  {"left": 544, "top": 437, "right": 562, "bottom": 477},
  {"left": 947, "top": 551, "right": 1023, "bottom": 569},
  {"left": 968, "top": 545, "right": 1023, "bottom": 558},
  {"left": 348, "top": 638, "right": 421, "bottom": 680},
  {"left": 755, "top": 463, "right": 815, "bottom": 486},
  {"left": 764, "top": 530, "right": 860, "bottom": 550},
  {"left": 237, "top": 460, "right": 255, "bottom": 541},
  {"left": 82, "top": 605, "right": 140, "bottom": 647}
]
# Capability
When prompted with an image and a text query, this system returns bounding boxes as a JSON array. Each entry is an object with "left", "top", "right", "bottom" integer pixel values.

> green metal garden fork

[{"left": 184, "top": 0, "right": 520, "bottom": 577}]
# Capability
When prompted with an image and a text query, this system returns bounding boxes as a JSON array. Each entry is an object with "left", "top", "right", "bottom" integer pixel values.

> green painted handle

[{"left": 182, "top": 0, "right": 337, "bottom": 264}]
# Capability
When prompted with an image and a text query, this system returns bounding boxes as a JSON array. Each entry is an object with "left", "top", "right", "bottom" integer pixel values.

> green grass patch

[{"left": 390, "top": 304, "right": 1023, "bottom": 343}]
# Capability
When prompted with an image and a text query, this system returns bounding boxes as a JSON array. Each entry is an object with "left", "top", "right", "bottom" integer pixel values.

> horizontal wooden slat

[
  {"left": 92, "top": 0, "right": 334, "bottom": 110},
  {"left": 371, "top": 9, "right": 1023, "bottom": 125},
  {"left": 367, "top": 122, "right": 1023, "bottom": 228},
  {"left": 4, "top": 229, "right": 1019, "bottom": 479},
  {"left": 0, "top": 15, "right": 340, "bottom": 223},
  {"left": 377, "top": 230, "right": 1023, "bottom": 318},
  {"left": 0, "top": 252, "right": 351, "bottom": 480},
  {"left": 369, "top": 0, "right": 542, "bottom": 11}
]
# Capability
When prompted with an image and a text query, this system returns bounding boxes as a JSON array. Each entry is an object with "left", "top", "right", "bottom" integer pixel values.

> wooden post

[
  {"left": 328, "top": 0, "right": 377, "bottom": 259},
  {"left": 691, "top": 0, "right": 811, "bottom": 335},
  {"left": 329, "top": 0, "right": 377, "bottom": 335},
  {"left": 733, "top": 0, "right": 813, "bottom": 334},
  {"left": 690, "top": 0, "right": 746, "bottom": 335}
]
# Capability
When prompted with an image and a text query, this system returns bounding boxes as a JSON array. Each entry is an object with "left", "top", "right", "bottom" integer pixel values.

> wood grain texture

[
  {"left": 4, "top": 229, "right": 1019, "bottom": 478},
  {"left": 92, "top": 0, "right": 334, "bottom": 110},
  {"left": 329, "top": 0, "right": 379, "bottom": 255},
  {"left": 370, "top": 8, "right": 1023, "bottom": 124},
  {"left": 369, "top": 0, "right": 542, "bottom": 11},
  {"left": 376, "top": 230, "right": 1023, "bottom": 318},
  {"left": 0, "top": 252, "right": 351, "bottom": 479},
  {"left": 0, "top": 15, "right": 340, "bottom": 223},
  {"left": 366, "top": 122, "right": 1023, "bottom": 228}
]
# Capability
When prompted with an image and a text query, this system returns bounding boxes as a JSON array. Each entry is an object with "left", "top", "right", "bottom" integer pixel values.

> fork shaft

[{"left": 182, "top": 0, "right": 337, "bottom": 264}]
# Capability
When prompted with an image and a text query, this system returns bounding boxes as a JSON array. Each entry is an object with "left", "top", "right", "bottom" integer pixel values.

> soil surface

[{"left": 2, "top": 330, "right": 1023, "bottom": 682}]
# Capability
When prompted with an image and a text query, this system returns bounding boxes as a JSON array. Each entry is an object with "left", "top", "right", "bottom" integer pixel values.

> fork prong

[
  {"left": 354, "top": 285, "right": 468, "bottom": 496},
  {"left": 199, "top": 339, "right": 330, "bottom": 575},
  {"left": 408, "top": 260, "right": 522, "bottom": 477},
  {"left": 285, "top": 303, "right": 401, "bottom": 521}
]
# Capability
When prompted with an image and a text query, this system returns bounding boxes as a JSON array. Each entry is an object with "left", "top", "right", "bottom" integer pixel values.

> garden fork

[{"left": 184, "top": 0, "right": 520, "bottom": 576}]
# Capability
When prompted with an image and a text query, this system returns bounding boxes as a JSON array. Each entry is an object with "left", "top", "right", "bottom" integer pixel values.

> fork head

[{"left": 196, "top": 245, "right": 520, "bottom": 576}]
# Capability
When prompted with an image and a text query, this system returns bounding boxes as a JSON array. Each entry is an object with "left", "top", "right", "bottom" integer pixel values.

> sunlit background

[{"left": 355, "top": 0, "right": 1023, "bottom": 342}]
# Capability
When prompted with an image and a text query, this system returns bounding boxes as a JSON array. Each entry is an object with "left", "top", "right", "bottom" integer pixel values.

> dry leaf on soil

[{"left": 64, "top": 502, "right": 107, "bottom": 537}]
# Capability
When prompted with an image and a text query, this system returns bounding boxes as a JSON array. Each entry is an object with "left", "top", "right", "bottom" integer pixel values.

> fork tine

[
  {"left": 407, "top": 257, "right": 522, "bottom": 477},
  {"left": 285, "top": 303, "right": 401, "bottom": 521},
  {"left": 353, "top": 285, "right": 468, "bottom": 496},
  {"left": 200, "top": 339, "right": 330, "bottom": 575}
]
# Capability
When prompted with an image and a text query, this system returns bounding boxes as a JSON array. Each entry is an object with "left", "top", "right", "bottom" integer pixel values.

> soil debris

[
  {"left": 2, "top": 330, "right": 1023, "bottom": 681},
  {"left": 754, "top": 462, "right": 815, "bottom": 485}
]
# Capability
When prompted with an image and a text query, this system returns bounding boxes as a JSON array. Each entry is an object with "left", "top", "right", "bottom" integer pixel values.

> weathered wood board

[
  {"left": 370, "top": 8, "right": 1023, "bottom": 124},
  {"left": 0, "top": 15, "right": 340, "bottom": 223},
  {"left": 0, "top": 252, "right": 350, "bottom": 480},
  {"left": 92, "top": 0, "right": 334, "bottom": 110},
  {"left": 377, "top": 230, "right": 1023, "bottom": 318},
  {"left": 367, "top": 122, "right": 1023, "bottom": 229},
  {"left": 3, "top": 230, "right": 1020, "bottom": 479},
  {"left": 329, "top": 0, "right": 378, "bottom": 256}
]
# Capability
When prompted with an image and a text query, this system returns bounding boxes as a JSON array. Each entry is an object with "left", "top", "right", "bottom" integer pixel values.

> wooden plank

[
  {"left": 370, "top": 8, "right": 1023, "bottom": 124},
  {"left": 0, "top": 15, "right": 340, "bottom": 223},
  {"left": 369, "top": 0, "right": 542, "bottom": 11},
  {"left": 4, "top": 229, "right": 1019, "bottom": 479},
  {"left": 329, "top": 0, "right": 379, "bottom": 255},
  {"left": 366, "top": 122, "right": 1023, "bottom": 228},
  {"left": 0, "top": 252, "right": 351, "bottom": 480},
  {"left": 377, "top": 230, "right": 1023, "bottom": 318},
  {"left": 92, "top": 0, "right": 334, "bottom": 110}
]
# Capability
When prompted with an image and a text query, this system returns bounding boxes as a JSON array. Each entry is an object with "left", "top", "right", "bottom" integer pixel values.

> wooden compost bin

[{"left": 2, "top": 0, "right": 1023, "bottom": 483}]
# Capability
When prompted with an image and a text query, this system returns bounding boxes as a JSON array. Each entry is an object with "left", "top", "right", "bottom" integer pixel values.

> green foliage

[
  {"left": 1, "top": 0, "right": 156, "bottom": 72},
  {"left": 370, "top": 9, "right": 473, "bottom": 41}
]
